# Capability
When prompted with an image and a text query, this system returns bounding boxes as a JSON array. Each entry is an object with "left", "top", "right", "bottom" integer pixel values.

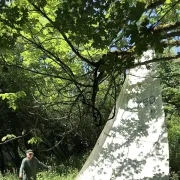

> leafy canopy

[{"left": 0, "top": 0, "right": 180, "bottom": 125}]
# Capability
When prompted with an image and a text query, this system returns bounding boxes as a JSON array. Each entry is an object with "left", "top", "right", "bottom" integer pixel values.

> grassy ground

[
  {"left": 0, "top": 169, "right": 78, "bottom": 180},
  {"left": 1, "top": 168, "right": 180, "bottom": 180}
]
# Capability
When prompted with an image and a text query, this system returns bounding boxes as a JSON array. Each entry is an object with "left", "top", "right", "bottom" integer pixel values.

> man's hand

[{"left": 19, "top": 173, "right": 23, "bottom": 179}]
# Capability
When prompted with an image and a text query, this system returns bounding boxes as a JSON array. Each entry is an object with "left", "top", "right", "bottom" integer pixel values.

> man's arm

[
  {"left": 19, "top": 159, "right": 25, "bottom": 178},
  {"left": 36, "top": 158, "right": 49, "bottom": 170}
]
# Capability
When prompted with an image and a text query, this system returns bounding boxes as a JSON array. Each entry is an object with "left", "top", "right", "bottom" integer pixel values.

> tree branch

[
  {"left": 20, "top": 35, "right": 93, "bottom": 88},
  {"left": 161, "top": 40, "right": 180, "bottom": 47},
  {"left": 133, "top": 54, "right": 180, "bottom": 68},
  {"left": 146, "top": 0, "right": 165, "bottom": 10},
  {"left": 0, "top": 131, "right": 32, "bottom": 145},
  {"left": 0, "top": 61, "right": 92, "bottom": 88},
  {"left": 154, "top": 22, "right": 180, "bottom": 33},
  {"left": 165, "top": 31, "right": 180, "bottom": 39},
  {"left": 28, "top": 0, "right": 97, "bottom": 67}
]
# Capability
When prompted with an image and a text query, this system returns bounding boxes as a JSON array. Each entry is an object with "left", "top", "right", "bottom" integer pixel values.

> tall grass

[
  {"left": 0, "top": 172, "right": 19, "bottom": 180},
  {"left": 0, "top": 168, "right": 78, "bottom": 180}
]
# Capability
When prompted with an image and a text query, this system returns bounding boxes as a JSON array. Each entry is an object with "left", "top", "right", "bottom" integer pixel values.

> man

[{"left": 19, "top": 149, "right": 49, "bottom": 180}]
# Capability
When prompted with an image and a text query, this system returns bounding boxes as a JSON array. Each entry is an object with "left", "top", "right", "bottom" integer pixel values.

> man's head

[{"left": 26, "top": 149, "right": 34, "bottom": 160}]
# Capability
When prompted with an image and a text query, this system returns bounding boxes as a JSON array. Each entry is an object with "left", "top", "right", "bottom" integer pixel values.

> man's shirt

[{"left": 19, "top": 157, "right": 47, "bottom": 180}]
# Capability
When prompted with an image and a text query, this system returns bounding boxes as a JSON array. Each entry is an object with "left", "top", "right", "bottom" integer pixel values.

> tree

[
  {"left": 159, "top": 58, "right": 180, "bottom": 173},
  {"left": 0, "top": 0, "right": 179, "bottom": 126},
  {"left": 0, "top": 0, "right": 179, "bottom": 173}
]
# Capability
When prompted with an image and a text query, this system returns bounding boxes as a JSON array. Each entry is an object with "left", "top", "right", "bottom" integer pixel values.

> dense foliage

[
  {"left": 160, "top": 60, "right": 180, "bottom": 175},
  {"left": 0, "top": 0, "right": 179, "bottom": 178}
]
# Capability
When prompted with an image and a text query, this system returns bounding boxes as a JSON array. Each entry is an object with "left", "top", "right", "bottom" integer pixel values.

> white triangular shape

[{"left": 76, "top": 50, "right": 169, "bottom": 180}]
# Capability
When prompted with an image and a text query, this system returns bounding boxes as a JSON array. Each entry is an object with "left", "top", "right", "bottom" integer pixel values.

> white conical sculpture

[{"left": 76, "top": 50, "right": 169, "bottom": 180}]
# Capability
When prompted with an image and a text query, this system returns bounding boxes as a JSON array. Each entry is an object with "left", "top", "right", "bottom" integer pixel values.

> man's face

[{"left": 26, "top": 152, "right": 34, "bottom": 159}]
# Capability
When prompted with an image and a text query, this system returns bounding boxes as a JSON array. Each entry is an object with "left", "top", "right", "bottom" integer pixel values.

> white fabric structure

[{"left": 76, "top": 50, "right": 169, "bottom": 180}]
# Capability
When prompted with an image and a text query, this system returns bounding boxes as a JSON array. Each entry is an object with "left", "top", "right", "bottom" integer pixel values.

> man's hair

[{"left": 26, "top": 149, "right": 33, "bottom": 154}]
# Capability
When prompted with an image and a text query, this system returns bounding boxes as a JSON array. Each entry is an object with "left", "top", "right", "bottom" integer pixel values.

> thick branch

[
  {"left": 146, "top": 0, "right": 165, "bottom": 10},
  {"left": 161, "top": 40, "right": 180, "bottom": 47},
  {"left": 158, "top": 31, "right": 180, "bottom": 40},
  {"left": 165, "top": 31, "right": 180, "bottom": 39},
  {"left": 154, "top": 22, "right": 180, "bottom": 33},
  {"left": 133, "top": 54, "right": 180, "bottom": 68}
]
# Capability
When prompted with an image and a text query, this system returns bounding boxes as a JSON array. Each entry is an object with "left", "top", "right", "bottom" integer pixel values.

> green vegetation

[
  {"left": 160, "top": 60, "right": 180, "bottom": 178},
  {"left": 0, "top": 169, "right": 78, "bottom": 180},
  {"left": 0, "top": 0, "right": 180, "bottom": 179}
]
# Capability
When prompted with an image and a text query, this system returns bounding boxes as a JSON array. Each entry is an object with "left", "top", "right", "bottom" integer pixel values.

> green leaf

[
  {"left": 1, "top": 134, "right": 16, "bottom": 142},
  {"left": 0, "top": 94, "right": 6, "bottom": 100},
  {"left": 28, "top": 136, "right": 43, "bottom": 144}
]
